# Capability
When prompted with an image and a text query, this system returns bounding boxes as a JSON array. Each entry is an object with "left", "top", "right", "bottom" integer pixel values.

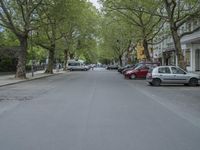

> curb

[{"left": 0, "top": 72, "right": 63, "bottom": 87}]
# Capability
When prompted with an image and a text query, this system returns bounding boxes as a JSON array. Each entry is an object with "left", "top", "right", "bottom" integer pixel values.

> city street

[{"left": 0, "top": 69, "right": 200, "bottom": 150}]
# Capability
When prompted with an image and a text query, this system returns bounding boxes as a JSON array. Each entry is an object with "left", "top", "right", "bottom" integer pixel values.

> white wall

[{"left": 192, "top": 44, "right": 200, "bottom": 71}]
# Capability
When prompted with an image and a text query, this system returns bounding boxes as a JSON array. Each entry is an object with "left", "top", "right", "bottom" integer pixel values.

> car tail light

[{"left": 126, "top": 70, "right": 133, "bottom": 74}]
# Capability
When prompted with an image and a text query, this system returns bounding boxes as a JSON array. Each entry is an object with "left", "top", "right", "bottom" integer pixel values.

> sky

[{"left": 89, "top": 0, "right": 101, "bottom": 10}]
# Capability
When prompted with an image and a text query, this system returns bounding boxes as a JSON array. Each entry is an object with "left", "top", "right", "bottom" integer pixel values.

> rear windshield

[
  {"left": 134, "top": 65, "right": 142, "bottom": 70},
  {"left": 148, "top": 68, "right": 153, "bottom": 73},
  {"left": 135, "top": 63, "right": 159, "bottom": 70}
]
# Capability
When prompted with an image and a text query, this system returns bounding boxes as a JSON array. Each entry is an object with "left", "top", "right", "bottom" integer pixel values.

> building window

[
  {"left": 181, "top": 26, "right": 184, "bottom": 33},
  {"left": 185, "top": 49, "right": 190, "bottom": 66},
  {"left": 193, "top": 20, "right": 198, "bottom": 28},
  {"left": 187, "top": 23, "right": 192, "bottom": 32}
]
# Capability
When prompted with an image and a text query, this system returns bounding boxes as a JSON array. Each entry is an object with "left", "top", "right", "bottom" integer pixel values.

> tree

[
  {"left": 58, "top": 1, "right": 100, "bottom": 67},
  {"left": 161, "top": 0, "right": 200, "bottom": 68},
  {"left": 58, "top": 25, "right": 75, "bottom": 71},
  {"left": 73, "top": 2, "right": 99, "bottom": 63},
  {"left": 57, "top": 0, "right": 87, "bottom": 70},
  {"left": 0, "top": 0, "right": 42, "bottom": 78},
  {"left": 127, "top": 0, "right": 200, "bottom": 68},
  {"left": 100, "top": 16, "right": 133, "bottom": 66},
  {"left": 35, "top": 0, "right": 65, "bottom": 73},
  {"left": 34, "top": 0, "right": 99, "bottom": 72},
  {"left": 101, "top": 0, "right": 165, "bottom": 61}
]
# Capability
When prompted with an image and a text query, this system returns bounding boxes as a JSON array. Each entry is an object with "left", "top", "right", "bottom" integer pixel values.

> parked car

[
  {"left": 106, "top": 65, "right": 118, "bottom": 70},
  {"left": 122, "top": 62, "right": 160, "bottom": 75},
  {"left": 124, "top": 62, "right": 160, "bottom": 79},
  {"left": 122, "top": 66, "right": 135, "bottom": 75},
  {"left": 118, "top": 64, "right": 134, "bottom": 73},
  {"left": 146, "top": 66, "right": 200, "bottom": 86},
  {"left": 67, "top": 60, "right": 89, "bottom": 71}
]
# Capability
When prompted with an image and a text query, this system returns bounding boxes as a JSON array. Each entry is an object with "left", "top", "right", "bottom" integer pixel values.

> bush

[{"left": 0, "top": 57, "right": 17, "bottom": 72}]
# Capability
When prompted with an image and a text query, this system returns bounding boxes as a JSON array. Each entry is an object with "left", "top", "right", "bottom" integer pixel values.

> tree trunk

[
  {"left": 171, "top": 28, "right": 185, "bottom": 69},
  {"left": 127, "top": 49, "right": 132, "bottom": 64},
  {"left": 69, "top": 52, "right": 75, "bottom": 59},
  {"left": 164, "top": 0, "right": 186, "bottom": 69},
  {"left": 119, "top": 55, "right": 123, "bottom": 66},
  {"left": 16, "top": 37, "right": 28, "bottom": 79},
  {"left": 63, "top": 49, "right": 68, "bottom": 71},
  {"left": 143, "top": 39, "right": 151, "bottom": 61},
  {"left": 45, "top": 47, "right": 55, "bottom": 74}
]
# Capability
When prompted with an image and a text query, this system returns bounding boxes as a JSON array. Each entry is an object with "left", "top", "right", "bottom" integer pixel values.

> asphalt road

[{"left": 0, "top": 68, "right": 200, "bottom": 150}]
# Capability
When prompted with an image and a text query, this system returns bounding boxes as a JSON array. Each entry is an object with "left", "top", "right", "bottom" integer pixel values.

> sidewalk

[{"left": 0, "top": 69, "right": 65, "bottom": 87}]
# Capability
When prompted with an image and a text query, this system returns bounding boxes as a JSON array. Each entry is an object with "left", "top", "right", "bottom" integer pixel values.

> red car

[{"left": 124, "top": 63, "right": 159, "bottom": 79}]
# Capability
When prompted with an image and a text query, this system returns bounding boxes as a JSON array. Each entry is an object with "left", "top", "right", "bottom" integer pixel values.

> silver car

[
  {"left": 146, "top": 66, "right": 200, "bottom": 86},
  {"left": 67, "top": 60, "right": 89, "bottom": 71}
]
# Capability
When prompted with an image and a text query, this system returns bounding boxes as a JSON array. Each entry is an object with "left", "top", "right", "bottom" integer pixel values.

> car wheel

[
  {"left": 189, "top": 78, "right": 198, "bottom": 86},
  {"left": 152, "top": 78, "right": 161, "bottom": 86},
  {"left": 70, "top": 68, "right": 73, "bottom": 71},
  {"left": 130, "top": 74, "right": 136, "bottom": 79}
]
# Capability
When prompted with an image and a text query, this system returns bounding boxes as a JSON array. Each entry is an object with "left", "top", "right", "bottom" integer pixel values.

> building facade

[{"left": 153, "top": 19, "right": 200, "bottom": 72}]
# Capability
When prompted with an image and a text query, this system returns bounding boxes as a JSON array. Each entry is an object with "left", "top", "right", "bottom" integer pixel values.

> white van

[{"left": 67, "top": 60, "right": 89, "bottom": 71}]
